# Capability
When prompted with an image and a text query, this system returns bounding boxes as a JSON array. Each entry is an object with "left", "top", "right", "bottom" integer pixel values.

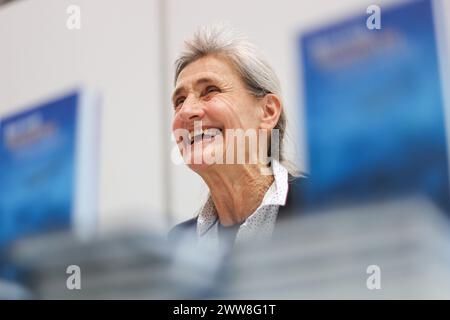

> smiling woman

[
  {"left": 172, "top": 54, "right": 274, "bottom": 169},
  {"left": 169, "top": 24, "right": 303, "bottom": 248}
]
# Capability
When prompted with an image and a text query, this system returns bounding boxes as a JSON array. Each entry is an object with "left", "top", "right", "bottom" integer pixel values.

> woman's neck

[{"left": 199, "top": 164, "right": 274, "bottom": 226}]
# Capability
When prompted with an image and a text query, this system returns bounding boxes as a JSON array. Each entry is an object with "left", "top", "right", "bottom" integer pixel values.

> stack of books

[
  {"left": 6, "top": 230, "right": 223, "bottom": 299},
  {"left": 4, "top": 195, "right": 450, "bottom": 299},
  {"left": 216, "top": 196, "right": 450, "bottom": 299}
]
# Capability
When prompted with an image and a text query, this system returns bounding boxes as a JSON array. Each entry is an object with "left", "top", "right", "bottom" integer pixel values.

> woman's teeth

[{"left": 189, "top": 128, "right": 222, "bottom": 145}]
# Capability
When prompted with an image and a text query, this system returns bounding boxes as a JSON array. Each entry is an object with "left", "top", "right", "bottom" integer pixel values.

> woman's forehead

[{"left": 176, "top": 55, "right": 241, "bottom": 85}]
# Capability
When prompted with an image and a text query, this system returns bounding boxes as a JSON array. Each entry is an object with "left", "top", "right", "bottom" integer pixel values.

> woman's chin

[
  {"left": 182, "top": 139, "right": 224, "bottom": 171},
  {"left": 187, "top": 162, "right": 214, "bottom": 173},
  {"left": 185, "top": 150, "right": 218, "bottom": 172}
]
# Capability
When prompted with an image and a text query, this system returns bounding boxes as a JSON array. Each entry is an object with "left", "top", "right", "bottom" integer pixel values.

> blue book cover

[
  {"left": 296, "top": 0, "right": 450, "bottom": 213},
  {"left": 0, "top": 89, "right": 100, "bottom": 255}
]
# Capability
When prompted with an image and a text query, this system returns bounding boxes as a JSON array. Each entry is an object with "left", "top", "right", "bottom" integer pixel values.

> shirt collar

[
  {"left": 261, "top": 159, "right": 289, "bottom": 207},
  {"left": 196, "top": 160, "right": 289, "bottom": 236}
]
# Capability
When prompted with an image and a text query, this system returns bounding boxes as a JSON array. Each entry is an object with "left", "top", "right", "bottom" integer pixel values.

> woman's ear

[{"left": 259, "top": 94, "right": 282, "bottom": 130}]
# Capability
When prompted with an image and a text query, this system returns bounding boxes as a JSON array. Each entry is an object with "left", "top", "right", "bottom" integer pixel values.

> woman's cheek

[
  {"left": 172, "top": 114, "right": 183, "bottom": 131},
  {"left": 206, "top": 96, "right": 237, "bottom": 124}
]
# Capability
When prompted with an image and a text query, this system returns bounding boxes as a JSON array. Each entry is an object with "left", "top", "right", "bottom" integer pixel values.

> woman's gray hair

[{"left": 174, "top": 23, "right": 299, "bottom": 177}]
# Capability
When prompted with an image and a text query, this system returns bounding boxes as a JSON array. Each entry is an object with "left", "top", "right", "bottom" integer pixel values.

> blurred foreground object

[
  {"left": 218, "top": 196, "right": 450, "bottom": 299},
  {"left": 6, "top": 230, "right": 225, "bottom": 299},
  {"left": 0, "top": 279, "right": 30, "bottom": 299},
  {"left": 3, "top": 196, "right": 450, "bottom": 299}
]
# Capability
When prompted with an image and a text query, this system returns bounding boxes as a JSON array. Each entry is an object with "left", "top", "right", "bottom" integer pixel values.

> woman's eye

[
  {"left": 204, "top": 86, "right": 220, "bottom": 95},
  {"left": 174, "top": 98, "right": 185, "bottom": 108}
]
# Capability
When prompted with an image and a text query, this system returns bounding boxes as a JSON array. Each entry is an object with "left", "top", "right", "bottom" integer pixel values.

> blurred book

[
  {"left": 296, "top": 0, "right": 450, "bottom": 214},
  {"left": 217, "top": 196, "right": 450, "bottom": 299},
  {"left": 6, "top": 230, "right": 224, "bottom": 299},
  {"left": 0, "top": 89, "right": 101, "bottom": 281}
]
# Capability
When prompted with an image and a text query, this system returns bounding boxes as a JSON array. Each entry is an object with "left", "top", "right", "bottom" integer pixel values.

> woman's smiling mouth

[{"left": 189, "top": 127, "right": 223, "bottom": 145}]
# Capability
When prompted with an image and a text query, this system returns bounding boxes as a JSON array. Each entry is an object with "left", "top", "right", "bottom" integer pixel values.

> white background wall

[{"left": 1, "top": 0, "right": 449, "bottom": 232}]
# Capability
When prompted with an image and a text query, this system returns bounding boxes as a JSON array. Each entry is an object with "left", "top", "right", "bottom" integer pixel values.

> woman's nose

[{"left": 179, "top": 97, "right": 205, "bottom": 121}]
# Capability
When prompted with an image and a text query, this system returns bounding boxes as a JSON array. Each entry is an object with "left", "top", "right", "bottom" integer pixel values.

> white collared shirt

[{"left": 196, "top": 160, "right": 289, "bottom": 246}]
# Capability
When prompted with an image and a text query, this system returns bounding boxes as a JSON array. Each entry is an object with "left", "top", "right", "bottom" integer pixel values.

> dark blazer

[{"left": 168, "top": 176, "right": 307, "bottom": 242}]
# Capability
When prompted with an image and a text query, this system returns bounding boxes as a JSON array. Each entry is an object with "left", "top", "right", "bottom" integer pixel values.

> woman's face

[{"left": 172, "top": 54, "right": 265, "bottom": 173}]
